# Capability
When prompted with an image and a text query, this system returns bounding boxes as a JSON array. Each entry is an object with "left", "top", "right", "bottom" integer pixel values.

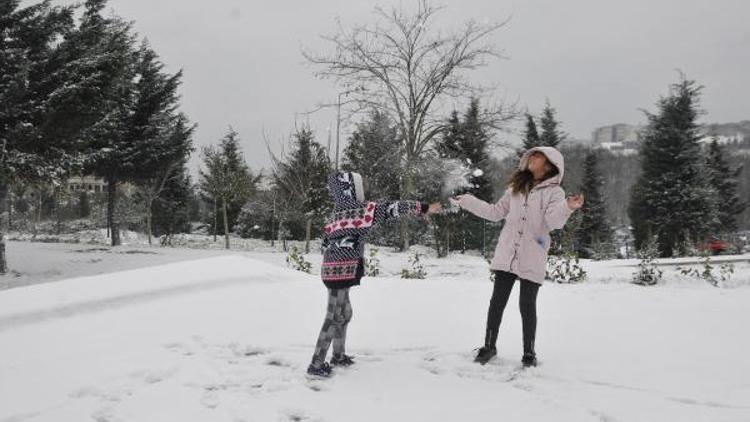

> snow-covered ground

[{"left": 1, "top": 243, "right": 750, "bottom": 421}]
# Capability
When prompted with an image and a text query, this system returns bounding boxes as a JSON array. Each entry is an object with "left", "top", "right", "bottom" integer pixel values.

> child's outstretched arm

[
  {"left": 451, "top": 189, "right": 511, "bottom": 222},
  {"left": 372, "top": 200, "right": 430, "bottom": 224}
]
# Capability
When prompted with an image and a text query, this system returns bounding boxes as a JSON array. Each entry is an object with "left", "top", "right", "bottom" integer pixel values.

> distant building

[
  {"left": 67, "top": 176, "right": 107, "bottom": 194},
  {"left": 590, "top": 124, "right": 644, "bottom": 155},
  {"left": 592, "top": 124, "right": 643, "bottom": 145},
  {"left": 698, "top": 134, "right": 745, "bottom": 146}
]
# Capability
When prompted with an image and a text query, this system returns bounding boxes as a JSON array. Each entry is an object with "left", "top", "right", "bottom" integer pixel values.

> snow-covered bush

[
  {"left": 364, "top": 247, "right": 381, "bottom": 277},
  {"left": 286, "top": 246, "right": 311, "bottom": 273},
  {"left": 633, "top": 236, "right": 663, "bottom": 285},
  {"left": 400, "top": 251, "right": 426, "bottom": 279},
  {"left": 546, "top": 254, "right": 587, "bottom": 283},
  {"left": 676, "top": 252, "right": 734, "bottom": 287}
]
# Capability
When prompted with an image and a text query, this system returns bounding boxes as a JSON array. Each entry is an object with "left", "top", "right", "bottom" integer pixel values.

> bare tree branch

[{"left": 302, "top": 0, "right": 515, "bottom": 179}]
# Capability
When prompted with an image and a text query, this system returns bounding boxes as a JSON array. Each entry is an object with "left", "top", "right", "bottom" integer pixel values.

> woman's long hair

[{"left": 509, "top": 162, "right": 560, "bottom": 195}]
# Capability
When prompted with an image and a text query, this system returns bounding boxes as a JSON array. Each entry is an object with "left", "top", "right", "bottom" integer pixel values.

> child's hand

[
  {"left": 427, "top": 202, "right": 443, "bottom": 214},
  {"left": 567, "top": 194, "right": 585, "bottom": 210}
]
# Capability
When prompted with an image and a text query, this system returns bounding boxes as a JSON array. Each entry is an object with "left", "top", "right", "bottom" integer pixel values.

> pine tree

[
  {"left": 575, "top": 150, "right": 612, "bottom": 258},
  {"left": 152, "top": 165, "right": 194, "bottom": 244},
  {"left": 134, "top": 113, "right": 195, "bottom": 245},
  {"left": 48, "top": 0, "right": 138, "bottom": 246},
  {"left": 705, "top": 138, "right": 745, "bottom": 234},
  {"left": 342, "top": 110, "right": 403, "bottom": 247},
  {"left": 628, "top": 77, "right": 717, "bottom": 257},
  {"left": 433, "top": 99, "right": 496, "bottom": 255},
  {"left": 435, "top": 111, "right": 462, "bottom": 160},
  {"left": 1, "top": 0, "right": 76, "bottom": 273},
  {"left": 200, "top": 128, "right": 259, "bottom": 249},
  {"left": 538, "top": 103, "right": 569, "bottom": 257},
  {"left": 522, "top": 113, "right": 541, "bottom": 150},
  {"left": 539, "top": 100, "right": 566, "bottom": 148},
  {"left": 271, "top": 126, "right": 331, "bottom": 253},
  {"left": 342, "top": 110, "right": 401, "bottom": 200},
  {"left": 460, "top": 99, "right": 493, "bottom": 201}
]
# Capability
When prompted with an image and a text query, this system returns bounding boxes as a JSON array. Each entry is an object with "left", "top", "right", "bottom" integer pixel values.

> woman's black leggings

[{"left": 484, "top": 270, "right": 540, "bottom": 355}]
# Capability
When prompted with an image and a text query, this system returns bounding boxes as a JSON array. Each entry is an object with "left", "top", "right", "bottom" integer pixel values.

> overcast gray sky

[{"left": 51, "top": 0, "right": 750, "bottom": 174}]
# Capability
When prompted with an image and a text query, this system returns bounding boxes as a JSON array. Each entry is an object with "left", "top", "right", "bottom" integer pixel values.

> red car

[{"left": 699, "top": 237, "right": 730, "bottom": 255}]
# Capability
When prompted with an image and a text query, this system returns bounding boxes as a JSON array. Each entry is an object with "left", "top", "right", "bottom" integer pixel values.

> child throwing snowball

[
  {"left": 308, "top": 171, "right": 442, "bottom": 377},
  {"left": 451, "top": 146, "right": 584, "bottom": 367}
]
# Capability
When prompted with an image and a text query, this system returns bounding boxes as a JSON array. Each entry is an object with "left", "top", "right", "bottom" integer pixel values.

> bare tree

[{"left": 303, "top": 1, "right": 515, "bottom": 249}]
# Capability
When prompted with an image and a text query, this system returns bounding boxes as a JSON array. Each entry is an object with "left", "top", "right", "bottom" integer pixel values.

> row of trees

[{"left": 2, "top": 0, "right": 746, "bottom": 275}]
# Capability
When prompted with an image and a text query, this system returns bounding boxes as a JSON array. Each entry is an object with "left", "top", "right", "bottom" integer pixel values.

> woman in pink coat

[{"left": 451, "top": 146, "right": 584, "bottom": 367}]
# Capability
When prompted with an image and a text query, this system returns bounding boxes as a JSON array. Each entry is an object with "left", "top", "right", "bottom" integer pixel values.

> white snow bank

[{"left": 1, "top": 253, "right": 749, "bottom": 421}]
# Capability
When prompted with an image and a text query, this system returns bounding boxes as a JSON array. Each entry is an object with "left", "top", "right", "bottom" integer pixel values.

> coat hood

[
  {"left": 327, "top": 171, "right": 365, "bottom": 210},
  {"left": 519, "top": 146, "right": 565, "bottom": 187}
]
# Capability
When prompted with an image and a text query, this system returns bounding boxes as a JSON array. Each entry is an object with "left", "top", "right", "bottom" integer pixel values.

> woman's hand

[
  {"left": 449, "top": 195, "right": 466, "bottom": 207},
  {"left": 428, "top": 202, "right": 443, "bottom": 214},
  {"left": 567, "top": 194, "right": 585, "bottom": 210}
]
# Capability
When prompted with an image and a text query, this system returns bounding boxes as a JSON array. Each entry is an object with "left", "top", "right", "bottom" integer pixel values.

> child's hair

[{"left": 508, "top": 165, "right": 559, "bottom": 195}]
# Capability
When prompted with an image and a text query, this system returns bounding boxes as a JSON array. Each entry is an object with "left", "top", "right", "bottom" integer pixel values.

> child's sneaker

[
  {"left": 330, "top": 354, "right": 355, "bottom": 367},
  {"left": 473, "top": 346, "right": 497, "bottom": 365},
  {"left": 521, "top": 352, "right": 537, "bottom": 368},
  {"left": 307, "top": 362, "right": 332, "bottom": 377}
]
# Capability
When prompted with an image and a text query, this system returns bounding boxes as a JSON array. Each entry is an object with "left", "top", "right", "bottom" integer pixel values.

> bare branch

[{"left": 302, "top": 1, "right": 511, "bottom": 174}]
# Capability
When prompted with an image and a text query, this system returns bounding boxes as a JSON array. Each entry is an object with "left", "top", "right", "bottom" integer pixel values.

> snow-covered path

[{"left": 1, "top": 254, "right": 749, "bottom": 421}]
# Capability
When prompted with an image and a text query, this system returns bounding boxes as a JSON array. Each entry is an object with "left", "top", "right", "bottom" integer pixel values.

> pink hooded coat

[{"left": 456, "top": 146, "right": 574, "bottom": 284}]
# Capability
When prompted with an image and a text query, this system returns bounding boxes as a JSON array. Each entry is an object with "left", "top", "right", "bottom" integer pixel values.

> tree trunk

[
  {"left": 400, "top": 168, "right": 415, "bottom": 252},
  {"left": 7, "top": 189, "right": 13, "bottom": 230},
  {"left": 54, "top": 188, "right": 62, "bottom": 235},
  {"left": 305, "top": 217, "right": 312, "bottom": 254},
  {"left": 32, "top": 189, "right": 41, "bottom": 239},
  {"left": 213, "top": 197, "right": 218, "bottom": 242},
  {"left": 0, "top": 233, "right": 6, "bottom": 274},
  {"left": 0, "top": 187, "right": 7, "bottom": 274},
  {"left": 222, "top": 197, "right": 230, "bottom": 249},
  {"left": 107, "top": 177, "right": 121, "bottom": 247},
  {"left": 146, "top": 205, "right": 153, "bottom": 246}
]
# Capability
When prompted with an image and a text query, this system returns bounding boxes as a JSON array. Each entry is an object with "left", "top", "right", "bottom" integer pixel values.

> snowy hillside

[{"left": 1, "top": 253, "right": 750, "bottom": 422}]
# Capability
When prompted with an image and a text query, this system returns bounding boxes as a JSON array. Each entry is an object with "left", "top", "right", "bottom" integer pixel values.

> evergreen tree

[
  {"left": 342, "top": 110, "right": 401, "bottom": 200},
  {"left": 460, "top": 99, "right": 493, "bottom": 201},
  {"left": 199, "top": 128, "right": 259, "bottom": 249},
  {"left": 705, "top": 138, "right": 745, "bottom": 234},
  {"left": 152, "top": 165, "right": 194, "bottom": 244},
  {"left": 435, "top": 110, "right": 462, "bottom": 160},
  {"left": 434, "top": 98, "right": 496, "bottom": 255},
  {"left": 522, "top": 113, "right": 541, "bottom": 150},
  {"left": 575, "top": 150, "right": 612, "bottom": 258},
  {"left": 134, "top": 113, "right": 195, "bottom": 244},
  {"left": 48, "top": 0, "right": 138, "bottom": 246},
  {"left": 1, "top": 0, "right": 76, "bottom": 273},
  {"left": 271, "top": 126, "right": 331, "bottom": 252},
  {"left": 539, "top": 100, "right": 566, "bottom": 148},
  {"left": 628, "top": 77, "right": 717, "bottom": 257}
]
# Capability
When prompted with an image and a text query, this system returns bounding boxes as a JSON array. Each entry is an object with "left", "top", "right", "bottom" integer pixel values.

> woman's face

[{"left": 527, "top": 151, "right": 550, "bottom": 177}]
